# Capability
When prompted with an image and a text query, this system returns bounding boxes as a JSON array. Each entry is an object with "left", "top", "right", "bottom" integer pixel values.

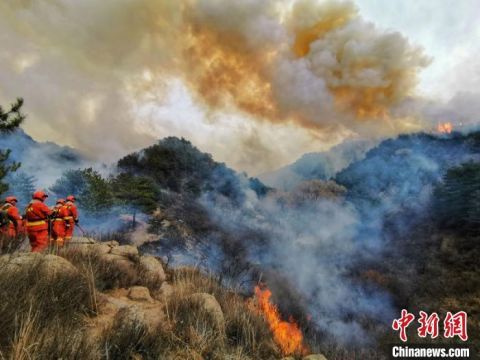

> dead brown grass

[{"left": 0, "top": 251, "right": 281, "bottom": 360}]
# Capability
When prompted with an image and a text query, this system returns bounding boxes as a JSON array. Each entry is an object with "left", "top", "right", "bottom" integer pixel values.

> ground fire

[
  {"left": 251, "top": 284, "right": 308, "bottom": 356},
  {"left": 437, "top": 122, "right": 453, "bottom": 134}
]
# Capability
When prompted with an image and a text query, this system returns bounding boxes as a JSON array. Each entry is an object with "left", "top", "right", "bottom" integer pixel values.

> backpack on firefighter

[{"left": 0, "top": 203, "right": 13, "bottom": 228}]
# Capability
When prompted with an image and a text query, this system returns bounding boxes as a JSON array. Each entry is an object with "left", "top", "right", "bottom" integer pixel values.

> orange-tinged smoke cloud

[
  {"left": 0, "top": 0, "right": 431, "bottom": 173},
  {"left": 183, "top": 27, "right": 278, "bottom": 121},
  {"left": 179, "top": 0, "right": 429, "bottom": 134},
  {"left": 292, "top": 2, "right": 357, "bottom": 57}
]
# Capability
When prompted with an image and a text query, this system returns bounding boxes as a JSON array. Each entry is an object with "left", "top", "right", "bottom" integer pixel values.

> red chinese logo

[
  {"left": 417, "top": 311, "right": 440, "bottom": 339},
  {"left": 392, "top": 309, "right": 415, "bottom": 342},
  {"left": 444, "top": 311, "right": 468, "bottom": 341},
  {"left": 392, "top": 310, "right": 468, "bottom": 342}
]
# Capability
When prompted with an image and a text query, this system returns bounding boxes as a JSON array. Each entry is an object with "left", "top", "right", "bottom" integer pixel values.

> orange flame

[
  {"left": 437, "top": 122, "right": 453, "bottom": 134},
  {"left": 253, "top": 285, "right": 308, "bottom": 356}
]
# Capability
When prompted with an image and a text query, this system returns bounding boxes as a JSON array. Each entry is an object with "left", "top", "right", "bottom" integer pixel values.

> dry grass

[
  {"left": 162, "top": 268, "right": 280, "bottom": 360},
  {"left": 0, "top": 255, "right": 97, "bottom": 359},
  {"left": 0, "top": 252, "right": 281, "bottom": 360},
  {"left": 62, "top": 249, "right": 140, "bottom": 291},
  {"left": 100, "top": 267, "right": 280, "bottom": 360},
  {"left": 0, "top": 234, "right": 26, "bottom": 255}
]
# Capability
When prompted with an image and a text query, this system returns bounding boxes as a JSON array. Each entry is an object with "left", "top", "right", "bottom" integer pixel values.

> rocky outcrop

[
  {"left": 70, "top": 240, "right": 166, "bottom": 289},
  {"left": 110, "top": 245, "right": 139, "bottom": 258},
  {"left": 139, "top": 255, "right": 166, "bottom": 289},
  {"left": 128, "top": 286, "right": 154, "bottom": 303},
  {"left": 153, "top": 282, "right": 173, "bottom": 300},
  {"left": 0, "top": 253, "right": 78, "bottom": 278},
  {"left": 187, "top": 293, "right": 225, "bottom": 332}
]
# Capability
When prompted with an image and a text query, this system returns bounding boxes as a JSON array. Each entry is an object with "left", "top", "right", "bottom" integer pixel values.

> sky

[{"left": 0, "top": 0, "right": 479, "bottom": 176}]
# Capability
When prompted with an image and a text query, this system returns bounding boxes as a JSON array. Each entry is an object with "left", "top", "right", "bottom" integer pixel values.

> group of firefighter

[{"left": 1, "top": 190, "right": 79, "bottom": 252}]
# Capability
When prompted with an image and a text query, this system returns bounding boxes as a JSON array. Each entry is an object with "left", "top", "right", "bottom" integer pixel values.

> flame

[
  {"left": 252, "top": 285, "right": 307, "bottom": 356},
  {"left": 437, "top": 122, "right": 453, "bottom": 134}
]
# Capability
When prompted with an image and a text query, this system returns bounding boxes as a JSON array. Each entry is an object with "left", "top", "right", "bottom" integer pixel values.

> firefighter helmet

[
  {"left": 56, "top": 198, "right": 66, "bottom": 205},
  {"left": 66, "top": 195, "right": 76, "bottom": 202},
  {"left": 5, "top": 196, "right": 17, "bottom": 204},
  {"left": 32, "top": 190, "right": 48, "bottom": 201}
]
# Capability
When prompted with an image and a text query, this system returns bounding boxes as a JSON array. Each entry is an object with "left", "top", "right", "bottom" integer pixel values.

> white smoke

[{"left": 0, "top": 0, "right": 443, "bottom": 175}]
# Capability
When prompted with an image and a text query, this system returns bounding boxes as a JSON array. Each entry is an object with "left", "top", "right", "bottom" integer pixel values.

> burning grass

[{"left": 251, "top": 284, "right": 308, "bottom": 357}]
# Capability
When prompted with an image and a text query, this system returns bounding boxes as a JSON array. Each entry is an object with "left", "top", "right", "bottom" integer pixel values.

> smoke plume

[{"left": 0, "top": 0, "right": 434, "bottom": 173}]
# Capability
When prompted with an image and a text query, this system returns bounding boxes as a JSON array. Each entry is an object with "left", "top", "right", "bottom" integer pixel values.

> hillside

[
  {"left": 259, "top": 140, "right": 373, "bottom": 190},
  {"left": 0, "top": 128, "right": 90, "bottom": 188},
  {"left": 1, "top": 131, "right": 479, "bottom": 358},
  {"left": 0, "top": 239, "right": 333, "bottom": 360}
]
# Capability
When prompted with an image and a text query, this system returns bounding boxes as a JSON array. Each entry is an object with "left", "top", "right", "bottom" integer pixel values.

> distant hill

[
  {"left": 0, "top": 128, "right": 89, "bottom": 188},
  {"left": 259, "top": 140, "right": 374, "bottom": 190},
  {"left": 117, "top": 136, "right": 270, "bottom": 201},
  {"left": 336, "top": 132, "right": 480, "bottom": 213}
]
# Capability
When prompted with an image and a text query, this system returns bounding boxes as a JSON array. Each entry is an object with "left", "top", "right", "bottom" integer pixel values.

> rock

[
  {"left": 303, "top": 354, "right": 328, "bottom": 360},
  {"left": 115, "top": 305, "right": 146, "bottom": 329},
  {"left": 71, "top": 243, "right": 111, "bottom": 255},
  {"left": 128, "top": 286, "right": 153, "bottom": 303},
  {"left": 154, "top": 282, "right": 173, "bottom": 300},
  {"left": 188, "top": 293, "right": 225, "bottom": 331},
  {"left": 72, "top": 236, "right": 96, "bottom": 244},
  {"left": 139, "top": 256, "right": 166, "bottom": 287},
  {"left": 110, "top": 245, "right": 138, "bottom": 257},
  {"left": 95, "top": 243, "right": 112, "bottom": 255},
  {"left": 0, "top": 252, "right": 42, "bottom": 269},
  {"left": 104, "top": 240, "right": 120, "bottom": 247},
  {"left": 0, "top": 253, "right": 78, "bottom": 277},
  {"left": 42, "top": 254, "right": 78, "bottom": 276},
  {"left": 101, "top": 253, "right": 128, "bottom": 263},
  {"left": 99, "top": 253, "right": 138, "bottom": 286}
]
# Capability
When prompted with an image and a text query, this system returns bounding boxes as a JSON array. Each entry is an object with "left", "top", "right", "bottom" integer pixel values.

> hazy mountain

[
  {"left": 259, "top": 140, "right": 374, "bottom": 190},
  {"left": 0, "top": 128, "right": 90, "bottom": 188}
]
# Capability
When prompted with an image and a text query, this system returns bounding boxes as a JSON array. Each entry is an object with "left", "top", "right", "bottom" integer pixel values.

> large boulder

[
  {"left": 71, "top": 236, "right": 96, "bottom": 244},
  {"left": 110, "top": 245, "right": 138, "bottom": 258},
  {"left": 153, "top": 282, "right": 173, "bottom": 301},
  {"left": 114, "top": 305, "right": 147, "bottom": 330},
  {"left": 71, "top": 242, "right": 111, "bottom": 255},
  {"left": 42, "top": 254, "right": 78, "bottom": 276},
  {"left": 138, "top": 256, "right": 166, "bottom": 288},
  {"left": 188, "top": 293, "right": 225, "bottom": 332},
  {"left": 128, "top": 286, "right": 153, "bottom": 303},
  {"left": 0, "top": 253, "right": 78, "bottom": 278}
]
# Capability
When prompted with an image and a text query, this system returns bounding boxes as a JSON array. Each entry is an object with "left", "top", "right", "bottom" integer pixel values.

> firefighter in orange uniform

[
  {"left": 26, "top": 191, "right": 53, "bottom": 252},
  {"left": 64, "top": 195, "right": 79, "bottom": 242},
  {"left": 2, "top": 196, "right": 23, "bottom": 237},
  {"left": 51, "top": 199, "right": 68, "bottom": 247}
]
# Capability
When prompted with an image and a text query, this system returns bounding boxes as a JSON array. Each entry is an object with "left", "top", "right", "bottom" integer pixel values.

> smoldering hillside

[{"left": 2, "top": 127, "right": 480, "bottom": 352}]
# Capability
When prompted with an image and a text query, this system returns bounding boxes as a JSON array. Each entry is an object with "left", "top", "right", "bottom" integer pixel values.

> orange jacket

[
  {"left": 2, "top": 203, "right": 22, "bottom": 232},
  {"left": 52, "top": 204, "right": 69, "bottom": 219},
  {"left": 25, "top": 200, "right": 53, "bottom": 231},
  {"left": 65, "top": 201, "right": 79, "bottom": 223}
]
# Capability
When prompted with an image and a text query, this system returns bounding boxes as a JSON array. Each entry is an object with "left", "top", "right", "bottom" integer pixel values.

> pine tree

[
  {"left": 111, "top": 173, "right": 160, "bottom": 228},
  {"left": 50, "top": 168, "right": 114, "bottom": 214},
  {"left": 0, "top": 98, "right": 26, "bottom": 194},
  {"left": 434, "top": 162, "right": 480, "bottom": 232},
  {"left": 5, "top": 171, "right": 36, "bottom": 206}
]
